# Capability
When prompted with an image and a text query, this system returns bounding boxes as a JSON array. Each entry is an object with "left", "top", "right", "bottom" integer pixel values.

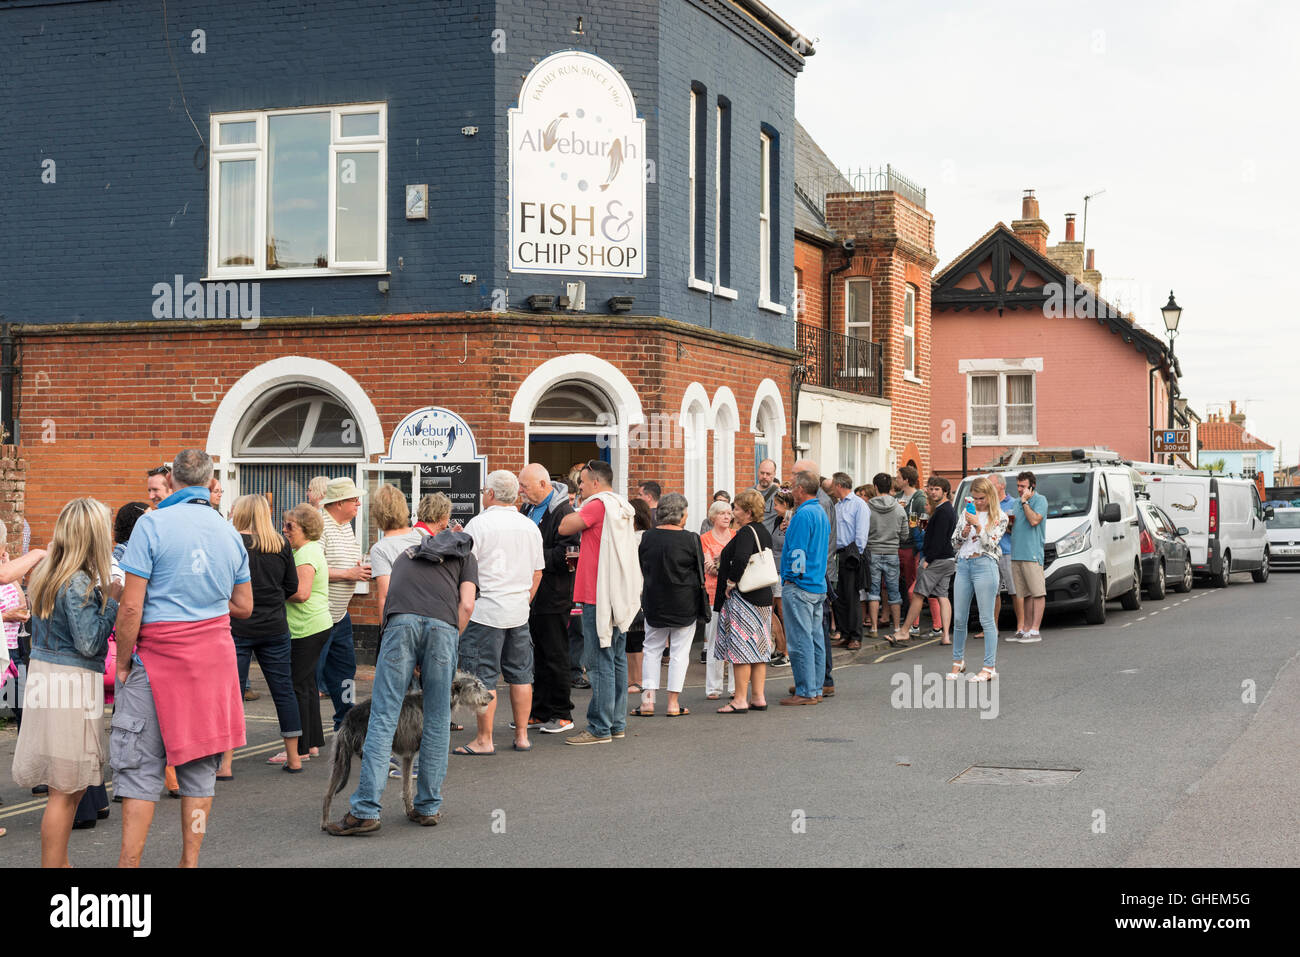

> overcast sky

[{"left": 789, "top": 0, "right": 1299, "bottom": 472}]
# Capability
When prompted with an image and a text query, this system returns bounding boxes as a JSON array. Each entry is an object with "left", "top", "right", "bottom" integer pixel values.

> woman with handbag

[
  {"left": 635, "top": 494, "right": 706, "bottom": 717},
  {"left": 712, "top": 489, "right": 776, "bottom": 713}
]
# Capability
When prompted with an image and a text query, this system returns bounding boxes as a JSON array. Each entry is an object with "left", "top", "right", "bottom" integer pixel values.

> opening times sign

[
  {"left": 381, "top": 407, "right": 487, "bottom": 522},
  {"left": 509, "top": 50, "right": 647, "bottom": 277}
]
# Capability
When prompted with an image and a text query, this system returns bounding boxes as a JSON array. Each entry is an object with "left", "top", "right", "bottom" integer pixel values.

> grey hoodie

[
  {"left": 866, "top": 495, "right": 909, "bottom": 555},
  {"left": 404, "top": 528, "right": 475, "bottom": 564}
]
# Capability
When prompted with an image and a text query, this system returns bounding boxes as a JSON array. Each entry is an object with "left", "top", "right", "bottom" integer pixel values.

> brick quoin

[{"left": 14, "top": 314, "right": 796, "bottom": 630}]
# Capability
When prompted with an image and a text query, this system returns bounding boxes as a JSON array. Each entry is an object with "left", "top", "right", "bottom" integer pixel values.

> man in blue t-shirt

[
  {"left": 779, "top": 470, "right": 829, "bottom": 705},
  {"left": 1006, "top": 471, "right": 1048, "bottom": 642}
]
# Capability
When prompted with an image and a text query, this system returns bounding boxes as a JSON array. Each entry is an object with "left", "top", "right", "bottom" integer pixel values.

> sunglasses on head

[{"left": 148, "top": 465, "right": 171, "bottom": 477}]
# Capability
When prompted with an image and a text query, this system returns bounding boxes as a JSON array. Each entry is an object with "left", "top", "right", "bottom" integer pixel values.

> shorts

[
  {"left": 110, "top": 666, "right": 221, "bottom": 800},
  {"left": 915, "top": 558, "right": 956, "bottom": 598},
  {"left": 997, "top": 553, "right": 1016, "bottom": 596},
  {"left": 1011, "top": 560, "right": 1046, "bottom": 598},
  {"left": 458, "top": 620, "right": 534, "bottom": 690}
]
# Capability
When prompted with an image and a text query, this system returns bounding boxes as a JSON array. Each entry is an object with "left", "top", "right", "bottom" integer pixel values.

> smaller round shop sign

[{"left": 381, "top": 407, "right": 480, "bottom": 463}]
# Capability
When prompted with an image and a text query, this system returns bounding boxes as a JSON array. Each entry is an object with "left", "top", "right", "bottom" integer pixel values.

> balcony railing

[
  {"left": 800, "top": 164, "right": 928, "bottom": 221},
  {"left": 796, "top": 324, "right": 883, "bottom": 398}
]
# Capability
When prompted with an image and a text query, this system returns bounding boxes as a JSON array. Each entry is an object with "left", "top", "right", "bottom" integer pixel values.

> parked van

[
  {"left": 956, "top": 457, "right": 1143, "bottom": 625},
  {"left": 1138, "top": 471, "right": 1271, "bottom": 586}
]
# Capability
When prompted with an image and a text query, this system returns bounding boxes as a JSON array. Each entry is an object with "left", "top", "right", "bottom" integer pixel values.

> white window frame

[
  {"left": 844, "top": 278, "right": 872, "bottom": 376},
  {"left": 687, "top": 90, "right": 711, "bottom": 292},
  {"left": 838, "top": 426, "right": 875, "bottom": 481},
  {"left": 207, "top": 103, "right": 387, "bottom": 279},
  {"left": 902, "top": 285, "right": 921, "bottom": 383},
  {"left": 1242, "top": 453, "right": 1257, "bottom": 478},
  {"left": 757, "top": 132, "right": 785, "bottom": 314},
  {"left": 959, "top": 358, "right": 1043, "bottom": 446}
]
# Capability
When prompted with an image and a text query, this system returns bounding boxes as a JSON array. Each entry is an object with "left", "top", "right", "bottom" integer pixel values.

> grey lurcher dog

[{"left": 321, "top": 671, "right": 495, "bottom": 830}]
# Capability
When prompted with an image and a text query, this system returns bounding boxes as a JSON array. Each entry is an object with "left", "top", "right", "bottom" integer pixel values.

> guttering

[{"left": 732, "top": 0, "right": 815, "bottom": 55}]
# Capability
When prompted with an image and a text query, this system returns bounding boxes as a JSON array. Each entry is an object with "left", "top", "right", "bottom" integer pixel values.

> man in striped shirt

[{"left": 320, "top": 478, "right": 372, "bottom": 730}]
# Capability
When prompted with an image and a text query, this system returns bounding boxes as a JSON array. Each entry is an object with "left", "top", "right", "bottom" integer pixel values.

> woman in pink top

[{"left": 699, "top": 501, "right": 734, "bottom": 699}]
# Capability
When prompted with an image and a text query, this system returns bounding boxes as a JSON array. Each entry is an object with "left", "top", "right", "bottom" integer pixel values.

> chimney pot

[
  {"left": 1086, "top": 248, "right": 1095, "bottom": 270},
  {"left": 1021, "top": 188, "right": 1039, "bottom": 221},
  {"left": 1230, "top": 400, "right": 1237, "bottom": 416},
  {"left": 1065, "top": 213, "right": 1076, "bottom": 242}
]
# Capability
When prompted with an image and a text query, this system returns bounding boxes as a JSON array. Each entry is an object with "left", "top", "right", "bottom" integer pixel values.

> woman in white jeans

[{"left": 635, "top": 494, "right": 707, "bottom": 717}]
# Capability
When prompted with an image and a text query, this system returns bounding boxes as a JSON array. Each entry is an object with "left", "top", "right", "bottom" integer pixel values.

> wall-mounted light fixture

[
  {"left": 607, "top": 295, "right": 634, "bottom": 313},
  {"left": 526, "top": 294, "right": 556, "bottom": 312}
]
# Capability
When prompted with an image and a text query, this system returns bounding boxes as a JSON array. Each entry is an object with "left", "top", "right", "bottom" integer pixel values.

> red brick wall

[
  {"left": 930, "top": 303, "right": 1162, "bottom": 478},
  {"left": 0, "top": 445, "right": 26, "bottom": 554},
  {"left": 794, "top": 238, "right": 827, "bottom": 328},
  {"left": 15, "top": 315, "right": 795, "bottom": 626}
]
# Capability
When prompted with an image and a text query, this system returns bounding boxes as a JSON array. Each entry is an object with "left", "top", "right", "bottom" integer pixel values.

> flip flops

[
  {"left": 452, "top": 745, "right": 495, "bottom": 756},
  {"left": 666, "top": 707, "right": 691, "bottom": 717},
  {"left": 630, "top": 707, "right": 655, "bottom": 717}
]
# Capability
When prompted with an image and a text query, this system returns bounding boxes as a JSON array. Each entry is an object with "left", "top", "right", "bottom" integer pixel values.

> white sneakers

[{"left": 1019, "top": 630, "right": 1042, "bottom": 643}]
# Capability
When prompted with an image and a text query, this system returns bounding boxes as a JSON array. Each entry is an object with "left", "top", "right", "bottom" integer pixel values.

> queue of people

[{"left": 4, "top": 447, "right": 1051, "bottom": 856}]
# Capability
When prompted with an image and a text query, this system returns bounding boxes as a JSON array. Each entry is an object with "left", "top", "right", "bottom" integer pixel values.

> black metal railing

[
  {"left": 800, "top": 164, "right": 928, "bottom": 220},
  {"left": 796, "top": 324, "right": 883, "bottom": 397}
]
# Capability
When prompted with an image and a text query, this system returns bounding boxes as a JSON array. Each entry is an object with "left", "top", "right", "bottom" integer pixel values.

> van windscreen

[{"left": 1036, "top": 473, "right": 1092, "bottom": 519}]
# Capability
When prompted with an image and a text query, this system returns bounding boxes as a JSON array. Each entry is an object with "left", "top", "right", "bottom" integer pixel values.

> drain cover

[{"left": 950, "top": 765, "right": 1081, "bottom": 786}]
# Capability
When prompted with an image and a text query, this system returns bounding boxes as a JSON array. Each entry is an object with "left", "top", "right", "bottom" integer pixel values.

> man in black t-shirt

[
  {"left": 327, "top": 530, "right": 478, "bottom": 835},
  {"left": 893, "top": 476, "right": 957, "bottom": 646}
]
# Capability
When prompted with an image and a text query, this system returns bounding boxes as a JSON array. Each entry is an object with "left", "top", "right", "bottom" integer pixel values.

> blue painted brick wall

[{"left": 0, "top": 0, "right": 800, "bottom": 349}]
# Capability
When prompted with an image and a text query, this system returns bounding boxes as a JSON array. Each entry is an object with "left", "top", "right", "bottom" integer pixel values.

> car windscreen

[
  {"left": 1266, "top": 511, "right": 1300, "bottom": 529},
  {"left": 1034, "top": 472, "right": 1092, "bottom": 519}
]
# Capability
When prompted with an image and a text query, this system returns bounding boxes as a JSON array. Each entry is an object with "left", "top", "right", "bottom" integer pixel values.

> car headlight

[{"left": 1054, "top": 521, "right": 1091, "bottom": 559}]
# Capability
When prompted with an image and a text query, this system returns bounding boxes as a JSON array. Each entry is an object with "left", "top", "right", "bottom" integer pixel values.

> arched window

[
  {"left": 233, "top": 384, "right": 365, "bottom": 510},
  {"left": 526, "top": 380, "right": 617, "bottom": 483}
]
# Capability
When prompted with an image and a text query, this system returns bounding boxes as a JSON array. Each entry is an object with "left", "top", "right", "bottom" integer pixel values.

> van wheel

[
  {"left": 1252, "top": 551, "right": 1269, "bottom": 583},
  {"left": 1085, "top": 574, "right": 1107, "bottom": 625},
  {"left": 1214, "top": 552, "right": 1231, "bottom": 588},
  {"left": 1120, "top": 563, "right": 1143, "bottom": 610},
  {"left": 1172, "top": 560, "right": 1193, "bottom": 593},
  {"left": 1147, "top": 561, "right": 1166, "bottom": 601}
]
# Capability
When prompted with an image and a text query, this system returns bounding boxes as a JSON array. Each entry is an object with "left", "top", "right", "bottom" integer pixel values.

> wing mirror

[
  {"left": 1100, "top": 503, "right": 1121, "bottom": 523},
  {"left": 1176, "top": 527, "right": 1189, "bottom": 537},
  {"left": 1264, "top": 507, "right": 1275, "bottom": 520}
]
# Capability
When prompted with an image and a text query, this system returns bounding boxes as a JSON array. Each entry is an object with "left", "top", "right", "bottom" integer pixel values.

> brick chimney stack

[
  {"left": 1011, "top": 188, "right": 1050, "bottom": 255},
  {"left": 1065, "top": 213, "right": 1076, "bottom": 241},
  {"left": 1229, "top": 400, "right": 1246, "bottom": 425}
]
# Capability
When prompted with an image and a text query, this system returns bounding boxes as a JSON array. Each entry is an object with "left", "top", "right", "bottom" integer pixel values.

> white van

[
  {"left": 1139, "top": 471, "right": 1271, "bottom": 585},
  {"left": 956, "top": 458, "right": 1143, "bottom": 625}
]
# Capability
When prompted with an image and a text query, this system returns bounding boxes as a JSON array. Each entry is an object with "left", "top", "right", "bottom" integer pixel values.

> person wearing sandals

[
  {"left": 281, "top": 504, "right": 333, "bottom": 770},
  {"left": 11, "top": 499, "right": 117, "bottom": 867},
  {"left": 712, "top": 490, "right": 774, "bottom": 713},
  {"left": 635, "top": 493, "right": 704, "bottom": 717},
  {"left": 947, "top": 477, "right": 1007, "bottom": 684},
  {"left": 222, "top": 495, "right": 302, "bottom": 776}
]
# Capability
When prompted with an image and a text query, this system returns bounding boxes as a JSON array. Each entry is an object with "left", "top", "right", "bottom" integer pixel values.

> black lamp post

[{"left": 1161, "top": 291, "right": 1182, "bottom": 463}]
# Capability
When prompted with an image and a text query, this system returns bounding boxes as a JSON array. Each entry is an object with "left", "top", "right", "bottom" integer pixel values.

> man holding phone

[{"left": 1006, "top": 471, "right": 1048, "bottom": 643}]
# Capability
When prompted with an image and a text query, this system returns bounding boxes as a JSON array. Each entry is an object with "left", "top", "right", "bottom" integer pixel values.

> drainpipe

[{"left": 1, "top": 322, "right": 15, "bottom": 445}]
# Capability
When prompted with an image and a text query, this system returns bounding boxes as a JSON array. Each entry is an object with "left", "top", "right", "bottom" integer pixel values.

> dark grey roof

[{"left": 794, "top": 119, "right": 848, "bottom": 243}]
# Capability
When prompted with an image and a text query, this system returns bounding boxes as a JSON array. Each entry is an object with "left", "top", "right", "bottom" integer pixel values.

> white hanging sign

[{"left": 508, "top": 50, "right": 647, "bottom": 277}]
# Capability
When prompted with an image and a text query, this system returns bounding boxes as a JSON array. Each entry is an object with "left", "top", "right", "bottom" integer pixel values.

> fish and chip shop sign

[
  {"left": 382, "top": 407, "right": 487, "bottom": 522},
  {"left": 509, "top": 50, "right": 647, "bottom": 277}
]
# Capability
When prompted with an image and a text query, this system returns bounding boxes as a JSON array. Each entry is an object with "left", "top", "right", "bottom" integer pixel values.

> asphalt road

[{"left": 2, "top": 569, "right": 1297, "bottom": 867}]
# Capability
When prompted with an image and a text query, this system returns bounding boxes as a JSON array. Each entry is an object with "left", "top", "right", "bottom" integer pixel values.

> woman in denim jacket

[{"left": 11, "top": 498, "right": 122, "bottom": 867}]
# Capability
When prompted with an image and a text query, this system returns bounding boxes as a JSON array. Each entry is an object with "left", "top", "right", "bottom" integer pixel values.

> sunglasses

[{"left": 148, "top": 465, "right": 172, "bottom": 477}]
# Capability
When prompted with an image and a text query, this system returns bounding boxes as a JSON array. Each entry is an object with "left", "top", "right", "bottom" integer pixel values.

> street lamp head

[{"left": 1161, "top": 290, "right": 1182, "bottom": 337}]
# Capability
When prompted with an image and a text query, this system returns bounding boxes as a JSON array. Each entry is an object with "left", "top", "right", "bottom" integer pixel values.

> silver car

[{"left": 1265, "top": 508, "right": 1300, "bottom": 569}]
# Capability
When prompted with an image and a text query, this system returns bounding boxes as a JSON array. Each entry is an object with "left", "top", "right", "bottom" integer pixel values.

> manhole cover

[{"left": 949, "top": 765, "right": 1081, "bottom": 786}]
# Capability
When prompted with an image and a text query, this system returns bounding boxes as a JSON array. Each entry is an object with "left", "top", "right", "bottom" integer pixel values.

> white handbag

[{"left": 737, "top": 524, "right": 780, "bottom": 592}]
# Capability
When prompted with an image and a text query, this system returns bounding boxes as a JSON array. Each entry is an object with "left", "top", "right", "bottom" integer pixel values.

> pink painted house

[{"left": 929, "top": 191, "right": 1176, "bottom": 481}]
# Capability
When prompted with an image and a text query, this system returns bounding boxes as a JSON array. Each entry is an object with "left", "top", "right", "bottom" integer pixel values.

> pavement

[{"left": 2, "top": 570, "right": 1297, "bottom": 867}]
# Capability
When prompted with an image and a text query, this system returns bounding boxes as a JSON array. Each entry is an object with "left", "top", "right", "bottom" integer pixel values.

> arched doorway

[
  {"left": 509, "top": 354, "right": 645, "bottom": 493},
  {"left": 750, "top": 378, "right": 787, "bottom": 482},
  {"left": 527, "top": 380, "right": 615, "bottom": 486}
]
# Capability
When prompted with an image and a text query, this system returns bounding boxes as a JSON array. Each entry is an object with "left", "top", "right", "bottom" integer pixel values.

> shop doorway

[{"left": 526, "top": 380, "right": 616, "bottom": 486}]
